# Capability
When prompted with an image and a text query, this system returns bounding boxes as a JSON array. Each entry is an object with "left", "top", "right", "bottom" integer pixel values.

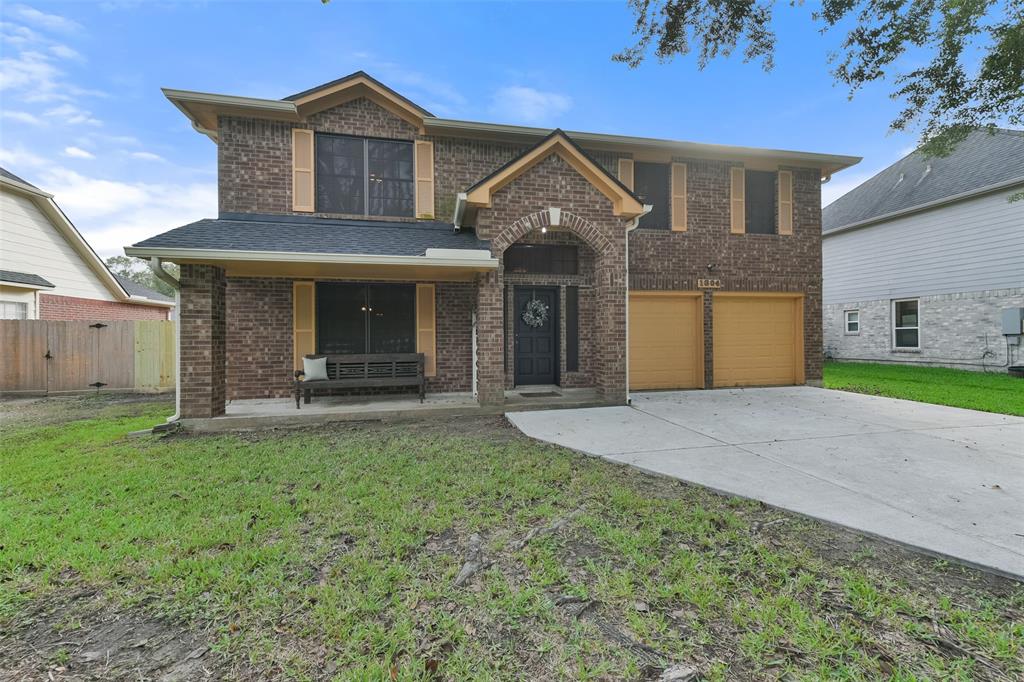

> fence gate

[{"left": 1, "top": 320, "right": 174, "bottom": 395}]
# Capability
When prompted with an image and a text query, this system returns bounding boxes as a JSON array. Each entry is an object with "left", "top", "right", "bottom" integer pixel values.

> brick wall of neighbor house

[
  {"left": 222, "top": 277, "right": 475, "bottom": 400},
  {"left": 628, "top": 160, "right": 824, "bottom": 383},
  {"left": 179, "top": 264, "right": 226, "bottom": 418},
  {"left": 38, "top": 293, "right": 169, "bottom": 321},
  {"left": 475, "top": 153, "right": 630, "bottom": 402},
  {"left": 824, "top": 287, "right": 1024, "bottom": 370}
]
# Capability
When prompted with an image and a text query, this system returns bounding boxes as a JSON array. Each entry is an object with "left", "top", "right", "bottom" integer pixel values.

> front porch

[{"left": 182, "top": 386, "right": 606, "bottom": 432}]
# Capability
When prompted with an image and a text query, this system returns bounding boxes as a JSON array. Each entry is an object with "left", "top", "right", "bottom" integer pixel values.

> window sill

[
  {"left": 890, "top": 348, "right": 921, "bottom": 353},
  {"left": 843, "top": 332, "right": 860, "bottom": 336}
]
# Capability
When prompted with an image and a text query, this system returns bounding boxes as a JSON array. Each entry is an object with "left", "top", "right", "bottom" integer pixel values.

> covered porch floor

[{"left": 181, "top": 387, "right": 608, "bottom": 432}]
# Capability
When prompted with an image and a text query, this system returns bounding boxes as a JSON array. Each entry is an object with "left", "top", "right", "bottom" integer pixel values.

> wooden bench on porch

[{"left": 293, "top": 353, "right": 426, "bottom": 408}]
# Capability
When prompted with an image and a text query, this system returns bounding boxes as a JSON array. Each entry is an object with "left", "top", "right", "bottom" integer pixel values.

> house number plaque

[{"left": 697, "top": 278, "right": 722, "bottom": 289}]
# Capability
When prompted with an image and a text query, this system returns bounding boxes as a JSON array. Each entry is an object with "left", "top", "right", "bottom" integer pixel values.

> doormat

[{"left": 519, "top": 391, "right": 560, "bottom": 398}]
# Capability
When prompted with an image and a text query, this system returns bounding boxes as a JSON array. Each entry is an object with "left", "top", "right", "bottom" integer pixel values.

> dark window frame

[
  {"left": 315, "top": 133, "right": 414, "bottom": 218},
  {"left": 633, "top": 161, "right": 671, "bottom": 230},
  {"left": 745, "top": 169, "right": 777, "bottom": 234},
  {"left": 315, "top": 282, "right": 417, "bottom": 355},
  {"left": 504, "top": 244, "right": 579, "bottom": 275}
]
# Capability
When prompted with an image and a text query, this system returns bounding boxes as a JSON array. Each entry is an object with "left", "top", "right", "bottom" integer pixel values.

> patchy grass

[
  {"left": 1, "top": 396, "right": 1022, "bottom": 680},
  {"left": 824, "top": 361, "right": 1024, "bottom": 416}
]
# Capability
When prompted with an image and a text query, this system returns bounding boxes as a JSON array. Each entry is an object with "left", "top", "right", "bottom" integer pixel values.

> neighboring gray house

[{"left": 822, "top": 128, "right": 1024, "bottom": 371}]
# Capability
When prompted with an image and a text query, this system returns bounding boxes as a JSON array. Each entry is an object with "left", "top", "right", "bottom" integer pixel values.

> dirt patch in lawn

[
  {"left": 0, "top": 393, "right": 171, "bottom": 430},
  {"left": 0, "top": 583, "right": 233, "bottom": 681}
]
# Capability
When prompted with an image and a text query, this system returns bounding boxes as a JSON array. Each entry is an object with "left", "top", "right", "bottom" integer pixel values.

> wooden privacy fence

[{"left": 1, "top": 320, "right": 175, "bottom": 395}]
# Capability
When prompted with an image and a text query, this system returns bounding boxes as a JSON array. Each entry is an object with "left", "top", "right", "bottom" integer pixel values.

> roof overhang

[
  {"left": 164, "top": 72, "right": 432, "bottom": 143},
  {"left": 123, "top": 246, "right": 498, "bottom": 282},
  {"left": 823, "top": 176, "right": 1024, "bottom": 237},
  {"left": 0, "top": 279, "right": 54, "bottom": 291},
  {"left": 426, "top": 118, "right": 862, "bottom": 178},
  {"left": 461, "top": 131, "right": 646, "bottom": 223}
]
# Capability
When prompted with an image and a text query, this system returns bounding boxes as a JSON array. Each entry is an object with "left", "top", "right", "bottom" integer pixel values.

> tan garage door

[
  {"left": 713, "top": 294, "right": 804, "bottom": 387},
  {"left": 629, "top": 292, "right": 703, "bottom": 390}
]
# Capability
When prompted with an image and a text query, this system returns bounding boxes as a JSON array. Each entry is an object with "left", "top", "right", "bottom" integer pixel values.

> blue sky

[{"left": 1, "top": 1, "right": 922, "bottom": 257}]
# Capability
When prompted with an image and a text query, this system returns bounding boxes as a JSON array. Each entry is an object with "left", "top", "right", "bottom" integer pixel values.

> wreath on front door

[{"left": 521, "top": 297, "right": 550, "bottom": 328}]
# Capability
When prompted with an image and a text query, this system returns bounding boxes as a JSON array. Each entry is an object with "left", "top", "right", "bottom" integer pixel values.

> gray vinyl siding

[{"left": 822, "top": 186, "right": 1024, "bottom": 305}]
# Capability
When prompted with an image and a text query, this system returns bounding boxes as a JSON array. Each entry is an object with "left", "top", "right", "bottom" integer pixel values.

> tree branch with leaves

[{"left": 615, "top": 0, "right": 1024, "bottom": 156}]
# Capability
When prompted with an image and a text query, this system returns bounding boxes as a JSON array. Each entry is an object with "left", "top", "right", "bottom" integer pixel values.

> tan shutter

[
  {"left": 777, "top": 170, "right": 793, "bottom": 235},
  {"left": 415, "top": 140, "right": 435, "bottom": 219},
  {"left": 292, "top": 129, "right": 315, "bottom": 212},
  {"left": 416, "top": 283, "right": 437, "bottom": 377},
  {"left": 730, "top": 166, "right": 745, "bottom": 234},
  {"left": 293, "top": 281, "right": 316, "bottom": 370},
  {"left": 618, "top": 158, "right": 634, "bottom": 191},
  {"left": 671, "top": 162, "right": 687, "bottom": 232}
]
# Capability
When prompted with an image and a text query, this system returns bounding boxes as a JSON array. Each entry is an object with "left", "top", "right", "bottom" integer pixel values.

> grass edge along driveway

[{"left": 1, "top": 396, "right": 1022, "bottom": 680}]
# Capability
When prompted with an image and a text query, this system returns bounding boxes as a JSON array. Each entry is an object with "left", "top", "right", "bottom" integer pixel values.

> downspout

[
  {"left": 623, "top": 205, "right": 653, "bottom": 405},
  {"left": 148, "top": 257, "right": 181, "bottom": 423}
]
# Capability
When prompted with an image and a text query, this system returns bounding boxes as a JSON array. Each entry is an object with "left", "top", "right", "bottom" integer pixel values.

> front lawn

[
  {"left": 824, "top": 361, "right": 1024, "bottom": 416},
  {"left": 1, "top": 396, "right": 1021, "bottom": 680}
]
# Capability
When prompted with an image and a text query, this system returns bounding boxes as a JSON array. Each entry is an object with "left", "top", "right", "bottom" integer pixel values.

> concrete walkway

[{"left": 507, "top": 387, "right": 1024, "bottom": 579}]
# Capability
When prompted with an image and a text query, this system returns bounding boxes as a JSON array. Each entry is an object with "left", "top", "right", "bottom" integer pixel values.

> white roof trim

[
  {"left": 124, "top": 245, "right": 499, "bottom": 269},
  {"left": 823, "top": 176, "right": 1024, "bottom": 237}
]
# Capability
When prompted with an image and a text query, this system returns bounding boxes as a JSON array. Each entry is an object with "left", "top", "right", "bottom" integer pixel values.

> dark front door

[{"left": 514, "top": 287, "right": 558, "bottom": 386}]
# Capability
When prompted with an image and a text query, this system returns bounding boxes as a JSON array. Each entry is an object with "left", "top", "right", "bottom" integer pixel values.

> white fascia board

[
  {"left": 423, "top": 248, "right": 492, "bottom": 260},
  {"left": 123, "top": 246, "right": 499, "bottom": 269},
  {"left": 0, "top": 176, "right": 53, "bottom": 199},
  {"left": 161, "top": 88, "right": 298, "bottom": 114},
  {"left": 125, "top": 295, "right": 175, "bottom": 308},
  {"left": 0, "top": 280, "right": 53, "bottom": 291},
  {"left": 823, "top": 176, "right": 1024, "bottom": 238}
]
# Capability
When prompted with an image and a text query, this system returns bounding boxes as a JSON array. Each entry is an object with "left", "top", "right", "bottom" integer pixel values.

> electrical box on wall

[{"left": 1002, "top": 307, "right": 1024, "bottom": 337}]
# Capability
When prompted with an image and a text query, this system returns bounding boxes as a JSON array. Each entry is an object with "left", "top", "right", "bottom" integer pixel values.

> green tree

[
  {"left": 615, "top": 0, "right": 1024, "bottom": 156},
  {"left": 105, "top": 255, "right": 178, "bottom": 298}
]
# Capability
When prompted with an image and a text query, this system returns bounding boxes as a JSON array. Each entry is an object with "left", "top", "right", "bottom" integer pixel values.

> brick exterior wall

[
  {"left": 179, "top": 264, "right": 226, "bottom": 418},
  {"left": 222, "top": 277, "right": 474, "bottom": 400},
  {"left": 824, "top": 287, "right": 1024, "bottom": 370},
  {"left": 628, "top": 160, "right": 824, "bottom": 384},
  {"left": 38, "top": 293, "right": 170, "bottom": 321}
]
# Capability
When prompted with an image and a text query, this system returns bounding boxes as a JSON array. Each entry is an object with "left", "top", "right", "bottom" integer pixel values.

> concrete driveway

[{"left": 507, "top": 387, "right": 1024, "bottom": 579}]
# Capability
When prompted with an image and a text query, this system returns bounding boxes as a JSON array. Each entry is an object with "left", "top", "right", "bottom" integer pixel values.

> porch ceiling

[{"left": 167, "top": 257, "right": 493, "bottom": 282}]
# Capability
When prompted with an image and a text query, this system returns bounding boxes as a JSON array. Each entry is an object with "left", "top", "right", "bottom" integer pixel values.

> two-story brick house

[{"left": 125, "top": 72, "right": 859, "bottom": 418}]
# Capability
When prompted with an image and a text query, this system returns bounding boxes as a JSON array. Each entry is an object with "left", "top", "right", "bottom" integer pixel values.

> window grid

[{"left": 844, "top": 310, "right": 860, "bottom": 334}]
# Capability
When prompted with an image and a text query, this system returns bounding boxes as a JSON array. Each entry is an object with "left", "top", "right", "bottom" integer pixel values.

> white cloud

[
  {"left": 39, "top": 167, "right": 217, "bottom": 257},
  {"left": 489, "top": 86, "right": 572, "bottom": 125},
  {"left": 10, "top": 5, "right": 82, "bottom": 33},
  {"left": 1, "top": 109, "right": 44, "bottom": 125},
  {"left": 0, "top": 49, "right": 61, "bottom": 93},
  {"left": 45, "top": 103, "right": 101, "bottom": 126},
  {"left": 0, "top": 145, "right": 49, "bottom": 170},
  {"left": 49, "top": 43, "right": 81, "bottom": 60},
  {"left": 130, "top": 151, "right": 165, "bottom": 162},
  {"left": 63, "top": 145, "right": 94, "bottom": 159}
]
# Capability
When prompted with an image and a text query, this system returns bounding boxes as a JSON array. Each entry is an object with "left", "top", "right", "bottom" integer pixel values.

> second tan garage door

[
  {"left": 629, "top": 292, "right": 703, "bottom": 390},
  {"left": 713, "top": 294, "right": 804, "bottom": 387}
]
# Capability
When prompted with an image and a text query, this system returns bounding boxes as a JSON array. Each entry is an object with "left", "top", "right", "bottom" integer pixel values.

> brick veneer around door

[{"left": 179, "top": 264, "right": 226, "bottom": 418}]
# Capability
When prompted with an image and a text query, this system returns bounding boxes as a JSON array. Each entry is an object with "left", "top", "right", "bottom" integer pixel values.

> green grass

[
  {"left": 824, "top": 361, "right": 1024, "bottom": 416},
  {"left": 2, "top": 398, "right": 1022, "bottom": 680}
]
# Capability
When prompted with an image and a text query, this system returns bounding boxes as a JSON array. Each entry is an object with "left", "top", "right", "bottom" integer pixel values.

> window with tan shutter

[
  {"left": 729, "top": 167, "right": 745, "bottom": 234},
  {"left": 671, "top": 162, "right": 687, "bottom": 232},
  {"left": 777, "top": 170, "right": 793, "bottom": 235},
  {"left": 292, "top": 129, "right": 315, "bottom": 213},
  {"left": 618, "top": 158, "right": 634, "bottom": 191},
  {"left": 416, "top": 283, "right": 437, "bottom": 377},
  {"left": 292, "top": 281, "right": 316, "bottom": 368},
  {"left": 415, "top": 140, "right": 435, "bottom": 219}
]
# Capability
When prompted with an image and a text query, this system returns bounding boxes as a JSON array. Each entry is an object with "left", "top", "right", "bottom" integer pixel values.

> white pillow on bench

[{"left": 302, "top": 356, "right": 328, "bottom": 382}]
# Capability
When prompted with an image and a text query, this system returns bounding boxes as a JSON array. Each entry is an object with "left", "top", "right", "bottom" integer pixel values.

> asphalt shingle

[
  {"left": 822, "top": 128, "right": 1024, "bottom": 232},
  {"left": 0, "top": 270, "right": 55, "bottom": 288},
  {"left": 131, "top": 213, "right": 489, "bottom": 256},
  {"left": 113, "top": 274, "right": 173, "bottom": 302}
]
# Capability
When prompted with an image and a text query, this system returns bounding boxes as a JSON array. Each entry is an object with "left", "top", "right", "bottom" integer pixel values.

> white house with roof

[
  {"left": 822, "top": 129, "right": 1024, "bottom": 371},
  {"left": 0, "top": 167, "right": 174, "bottom": 320}
]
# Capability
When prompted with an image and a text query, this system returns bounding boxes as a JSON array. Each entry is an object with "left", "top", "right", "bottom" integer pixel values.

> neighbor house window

[
  {"left": 845, "top": 310, "right": 860, "bottom": 334},
  {"left": 633, "top": 162, "right": 670, "bottom": 229},
  {"left": 316, "top": 283, "right": 416, "bottom": 354},
  {"left": 745, "top": 170, "right": 777, "bottom": 234},
  {"left": 315, "top": 134, "right": 414, "bottom": 217},
  {"left": 892, "top": 299, "right": 919, "bottom": 349},
  {"left": 0, "top": 301, "right": 27, "bottom": 319},
  {"left": 504, "top": 244, "right": 578, "bottom": 275}
]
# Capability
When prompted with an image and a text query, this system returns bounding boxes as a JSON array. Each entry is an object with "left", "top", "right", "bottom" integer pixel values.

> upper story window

[
  {"left": 504, "top": 244, "right": 579, "bottom": 275},
  {"left": 745, "top": 170, "right": 777, "bottom": 234},
  {"left": 315, "top": 134, "right": 414, "bottom": 217},
  {"left": 633, "top": 162, "right": 670, "bottom": 230}
]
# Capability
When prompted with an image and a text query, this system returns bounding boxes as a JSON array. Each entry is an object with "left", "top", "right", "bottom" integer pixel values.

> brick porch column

[
  {"left": 179, "top": 264, "right": 226, "bottom": 418},
  {"left": 594, "top": 256, "right": 628, "bottom": 404},
  {"left": 475, "top": 269, "right": 505, "bottom": 406}
]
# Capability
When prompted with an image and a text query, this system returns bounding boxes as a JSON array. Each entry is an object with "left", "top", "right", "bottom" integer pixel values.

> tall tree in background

[
  {"left": 105, "top": 256, "right": 178, "bottom": 298},
  {"left": 615, "top": 0, "right": 1024, "bottom": 156}
]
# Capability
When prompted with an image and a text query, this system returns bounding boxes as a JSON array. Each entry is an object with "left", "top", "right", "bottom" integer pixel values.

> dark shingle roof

[
  {"left": 823, "top": 128, "right": 1024, "bottom": 232},
  {"left": 0, "top": 270, "right": 54, "bottom": 288},
  {"left": 0, "top": 166, "right": 39, "bottom": 189},
  {"left": 131, "top": 213, "right": 489, "bottom": 256},
  {"left": 113, "top": 274, "right": 173, "bottom": 302}
]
